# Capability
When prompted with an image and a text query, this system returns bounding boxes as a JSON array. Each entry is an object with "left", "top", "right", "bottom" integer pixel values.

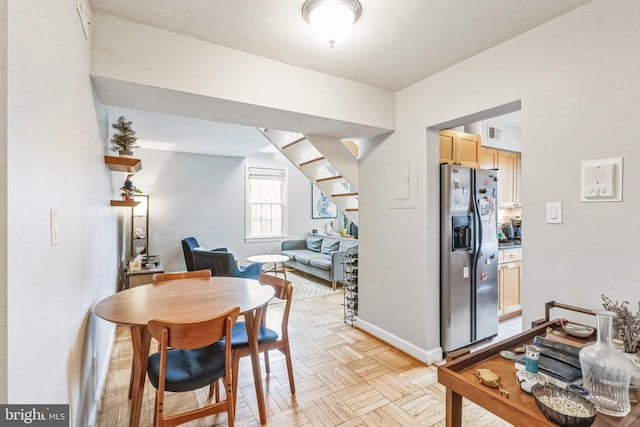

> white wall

[
  {"left": 360, "top": 0, "right": 640, "bottom": 361},
  {"left": 0, "top": 0, "right": 8, "bottom": 402},
  {"left": 7, "top": 1, "right": 119, "bottom": 425},
  {"left": 130, "top": 148, "right": 331, "bottom": 272},
  {"left": 90, "top": 14, "right": 395, "bottom": 138},
  {"left": 481, "top": 121, "right": 522, "bottom": 152}
]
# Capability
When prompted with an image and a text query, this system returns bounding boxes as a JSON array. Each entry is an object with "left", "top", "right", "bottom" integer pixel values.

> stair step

[
  {"left": 282, "top": 137, "right": 306, "bottom": 150},
  {"left": 345, "top": 208, "right": 359, "bottom": 212},
  {"left": 316, "top": 175, "right": 343, "bottom": 183},
  {"left": 331, "top": 192, "right": 358, "bottom": 198},
  {"left": 299, "top": 156, "right": 325, "bottom": 167}
]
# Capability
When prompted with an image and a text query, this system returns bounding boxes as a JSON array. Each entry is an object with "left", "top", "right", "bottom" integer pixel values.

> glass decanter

[{"left": 579, "top": 309, "right": 631, "bottom": 416}]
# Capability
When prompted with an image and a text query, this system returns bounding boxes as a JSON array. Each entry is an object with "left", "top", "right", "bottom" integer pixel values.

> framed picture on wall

[{"left": 311, "top": 184, "right": 337, "bottom": 219}]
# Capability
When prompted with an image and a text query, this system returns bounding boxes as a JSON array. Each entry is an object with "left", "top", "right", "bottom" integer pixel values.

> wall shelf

[
  {"left": 104, "top": 155, "right": 142, "bottom": 173},
  {"left": 110, "top": 200, "right": 141, "bottom": 207}
]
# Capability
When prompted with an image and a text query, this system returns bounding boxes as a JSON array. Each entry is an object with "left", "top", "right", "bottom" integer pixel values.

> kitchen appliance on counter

[
  {"left": 502, "top": 222, "right": 515, "bottom": 239},
  {"left": 440, "top": 164, "right": 499, "bottom": 353},
  {"left": 512, "top": 217, "right": 522, "bottom": 238}
]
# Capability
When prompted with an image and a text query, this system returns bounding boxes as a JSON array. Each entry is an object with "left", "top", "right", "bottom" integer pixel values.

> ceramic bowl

[
  {"left": 562, "top": 322, "right": 595, "bottom": 338},
  {"left": 531, "top": 383, "right": 596, "bottom": 427}
]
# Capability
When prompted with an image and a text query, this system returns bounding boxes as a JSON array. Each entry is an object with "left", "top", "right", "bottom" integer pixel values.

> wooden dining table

[{"left": 95, "top": 276, "right": 275, "bottom": 427}]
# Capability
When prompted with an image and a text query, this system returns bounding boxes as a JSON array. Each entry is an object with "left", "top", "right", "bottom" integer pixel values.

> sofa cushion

[
  {"left": 338, "top": 240, "right": 358, "bottom": 252},
  {"left": 305, "top": 236, "right": 323, "bottom": 252},
  {"left": 321, "top": 238, "right": 339, "bottom": 254},
  {"left": 294, "top": 252, "right": 328, "bottom": 265},
  {"left": 281, "top": 249, "right": 304, "bottom": 261},
  {"left": 310, "top": 257, "right": 332, "bottom": 271}
]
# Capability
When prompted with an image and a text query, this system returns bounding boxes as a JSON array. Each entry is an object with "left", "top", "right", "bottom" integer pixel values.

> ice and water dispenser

[{"left": 451, "top": 215, "right": 472, "bottom": 251}]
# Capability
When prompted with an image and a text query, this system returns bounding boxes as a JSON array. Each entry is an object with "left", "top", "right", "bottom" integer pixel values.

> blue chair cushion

[
  {"left": 224, "top": 322, "right": 279, "bottom": 348},
  {"left": 147, "top": 342, "right": 226, "bottom": 392}
]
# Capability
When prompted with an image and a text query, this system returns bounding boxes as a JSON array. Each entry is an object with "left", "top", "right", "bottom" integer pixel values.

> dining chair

[
  {"left": 227, "top": 273, "right": 295, "bottom": 407},
  {"left": 152, "top": 269, "right": 211, "bottom": 282},
  {"left": 127, "top": 269, "right": 214, "bottom": 399},
  {"left": 146, "top": 306, "right": 240, "bottom": 427},
  {"left": 181, "top": 237, "right": 228, "bottom": 271},
  {"left": 193, "top": 249, "right": 262, "bottom": 280}
]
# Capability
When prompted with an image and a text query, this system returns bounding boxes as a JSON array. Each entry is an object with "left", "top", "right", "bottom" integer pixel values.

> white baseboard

[
  {"left": 88, "top": 325, "right": 116, "bottom": 427},
  {"left": 356, "top": 319, "right": 443, "bottom": 364}
]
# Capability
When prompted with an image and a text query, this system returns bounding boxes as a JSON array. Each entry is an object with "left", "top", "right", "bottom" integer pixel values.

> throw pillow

[
  {"left": 306, "top": 236, "right": 323, "bottom": 252},
  {"left": 321, "top": 238, "right": 340, "bottom": 254}
]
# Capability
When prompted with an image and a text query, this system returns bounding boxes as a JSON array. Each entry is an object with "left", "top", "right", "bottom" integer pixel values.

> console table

[
  {"left": 437, "top": 320, "right": 640, "bottom": 426},
  {"left": 125, "top": 256, "right": 163, "bottom": 288}
]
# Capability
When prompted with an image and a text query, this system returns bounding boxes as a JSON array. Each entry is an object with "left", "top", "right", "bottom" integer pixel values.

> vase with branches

[
  {"left": 110, "top": 116, "right": 139, "bottom": 157},
  {"left": 602, "top": 295, "right": 640, "bottom": 353}
]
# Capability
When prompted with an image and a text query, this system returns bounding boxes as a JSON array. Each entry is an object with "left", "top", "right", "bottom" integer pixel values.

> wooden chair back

[
  {"left": 258, "top": 273, "right": 293, "bottom": 328},
  {"left": 147, "top": 306, "right": 239, "bottom": 427},
  {"left": 151, "top": 269, "right": 211, "bottom": 283},
  {"left": 148, "top": 306, "right": 239, "bottom": 350}
]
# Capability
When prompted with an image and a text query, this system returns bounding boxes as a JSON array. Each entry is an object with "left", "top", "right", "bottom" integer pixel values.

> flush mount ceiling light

[{"left": 302, "top": 0, "right": 362, "bottom": 48}]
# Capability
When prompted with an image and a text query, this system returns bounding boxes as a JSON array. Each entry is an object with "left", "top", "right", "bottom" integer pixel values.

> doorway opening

[{"left": 432, "top": 100, "right": 524, "bottom": 352}]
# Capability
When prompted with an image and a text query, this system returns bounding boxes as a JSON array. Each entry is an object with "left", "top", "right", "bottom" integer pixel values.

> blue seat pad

[
  {"left": 224, "top": 322, "right": 279, "bottom": 348},
  {"left": 147, "top": 342, "right": 226, "bottom": 392}
]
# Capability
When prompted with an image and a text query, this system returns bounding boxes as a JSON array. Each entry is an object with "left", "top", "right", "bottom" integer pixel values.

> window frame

[{"left": 245, "top": 164, "right": 288, "bottom": 242}]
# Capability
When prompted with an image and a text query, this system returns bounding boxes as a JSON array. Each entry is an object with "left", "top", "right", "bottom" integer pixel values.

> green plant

[
  {"left": 602, "top": 294, "right": 640, "bottom": 353},
  {"left": 110, "top": 116, "right": 139, "bottom": 152}
]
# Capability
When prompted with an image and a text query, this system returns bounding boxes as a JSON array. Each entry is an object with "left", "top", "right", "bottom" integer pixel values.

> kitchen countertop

[{"left": 499, "top": 239, "right": 522, "bottom": 249}]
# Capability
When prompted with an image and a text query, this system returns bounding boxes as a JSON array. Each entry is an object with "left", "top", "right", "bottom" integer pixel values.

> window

[{"left": 246, "top": 165, "right": 287, "bottom": 240}]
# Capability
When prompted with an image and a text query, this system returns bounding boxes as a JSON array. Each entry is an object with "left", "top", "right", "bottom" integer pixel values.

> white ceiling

[{"left": 91, "top": 0, "right": 589, "bottom": 155}]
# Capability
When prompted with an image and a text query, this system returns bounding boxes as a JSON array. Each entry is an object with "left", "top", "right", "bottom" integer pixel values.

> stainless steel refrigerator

[{"left": 440, "top": 164, "right": 499, "bottom": 353}]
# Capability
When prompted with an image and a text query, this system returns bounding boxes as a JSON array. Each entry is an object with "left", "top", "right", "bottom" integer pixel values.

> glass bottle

[{"left": 579, "top": 310, "right": 631, "bottom": 416}]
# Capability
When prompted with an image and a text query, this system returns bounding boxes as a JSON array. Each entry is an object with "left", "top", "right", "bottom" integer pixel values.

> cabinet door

[
  {"left": 497, "top": 151, "right": 517, "bottom": 207},
  {"left": 501, "top": 262, "right": 521, "bottom": 315},
  {"left": 480, "top": 147, "right": 498, "bottom": 169},
  {"left": 515, "top": 153, "right": 522, "bottom": 206},
  {"left": 439, "top": 129, "right": 481, "bottom": 167},
  {"left": 498, "top": 268, "right": 505, "bottom": 316},
  {"left": 439, "top": 131, "right": 455, "bottom": 164},
  {"left": 456, "top": 133, "right": 481, "bottom": 167}
]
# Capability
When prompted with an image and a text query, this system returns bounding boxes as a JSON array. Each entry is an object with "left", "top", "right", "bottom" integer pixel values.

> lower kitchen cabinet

[{"left": 498, "top": 248, "right": 522, "bottom": 320}]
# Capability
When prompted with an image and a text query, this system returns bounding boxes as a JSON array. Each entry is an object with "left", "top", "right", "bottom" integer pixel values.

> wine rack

[{"left": 342, "top": 246, "right": 358, "bottom": 326}]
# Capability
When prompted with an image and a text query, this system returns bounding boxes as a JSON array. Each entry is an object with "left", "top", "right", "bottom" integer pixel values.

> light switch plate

[{"left": 546, "top": 202, "right": 562, "bottom": 224}]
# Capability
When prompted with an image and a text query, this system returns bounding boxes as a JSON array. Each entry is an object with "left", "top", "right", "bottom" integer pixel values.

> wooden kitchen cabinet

[
  {"left": 497, "top": 150, "right": 517, "bottom": 207},
  {"left": 498, "top": 247, "right": 522, "bottom": 321},
  {"left": 480, "top": 147, "right": 522, "bottom": 206},
  {"left": 480, "top": 147, "right": 498, "bottom": 169},
  {"left": 439, "top": 129, "right": 481, "bottom": 167}
]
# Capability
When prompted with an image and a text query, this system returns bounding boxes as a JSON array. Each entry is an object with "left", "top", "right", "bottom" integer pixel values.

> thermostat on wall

[{"left": 580, "top": 157, "right": 623, "bottom": 202}]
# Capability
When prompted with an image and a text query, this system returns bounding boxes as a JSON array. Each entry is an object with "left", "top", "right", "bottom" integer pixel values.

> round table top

[
  {"left": 95, "top": 277, "right": 274, "bottom": 326},
  {"left": 246, "top": 254, "right": 289, "bottom": 263}
]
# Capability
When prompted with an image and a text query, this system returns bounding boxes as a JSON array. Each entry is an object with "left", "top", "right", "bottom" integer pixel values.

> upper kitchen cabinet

[
  {"left": 439, "top": 129, "right": 481, "bottom": 167},
  {"left": 497, "top": 150, "right": 522, "bottom": 207},
  {"left": 480, "top": 147, "right": 498, "bottom": 169}
]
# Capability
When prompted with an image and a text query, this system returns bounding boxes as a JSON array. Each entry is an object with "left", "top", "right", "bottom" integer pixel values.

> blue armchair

[
  {"left": 181, "top": 237, "right": 228, "bottom": 271},
  {"left": 192, "top": 249, "right": 261, "bottom": 279}
]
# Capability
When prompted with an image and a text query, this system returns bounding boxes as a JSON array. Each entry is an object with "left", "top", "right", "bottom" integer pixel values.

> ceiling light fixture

[{"left": 302, "top": 0, "right": 362, "bottom": 48}]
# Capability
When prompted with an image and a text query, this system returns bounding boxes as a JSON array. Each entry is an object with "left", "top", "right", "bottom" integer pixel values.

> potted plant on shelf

[{"left": 110, "top": 116, "right": 139, "bottom": 157}]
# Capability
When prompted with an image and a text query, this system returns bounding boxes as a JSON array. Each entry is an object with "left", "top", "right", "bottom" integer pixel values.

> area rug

[{"left": 285, "top": 269, "right": 339, "bottom": 300}]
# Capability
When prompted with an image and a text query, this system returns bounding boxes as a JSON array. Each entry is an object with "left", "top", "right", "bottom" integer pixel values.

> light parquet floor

[{"left": 97, "top": 290, "right": 512, "bottom": 426}]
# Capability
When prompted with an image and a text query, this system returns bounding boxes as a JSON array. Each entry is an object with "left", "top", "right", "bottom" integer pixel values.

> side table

[{"left": 247, "top": 254, "right": 289, "bottom": 279}]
